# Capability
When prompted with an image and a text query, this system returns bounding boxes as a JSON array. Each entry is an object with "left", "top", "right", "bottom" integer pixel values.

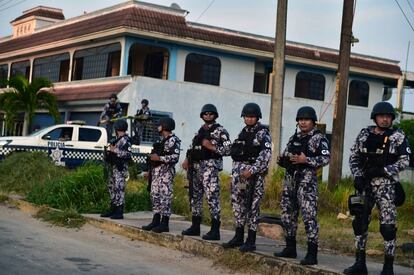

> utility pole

[
  {"left": 396, "top": 41, "right": 410, "bottom": 112},
  {"left": 328, "top": 0, "right": 354, "bottom": 190},
  {"left": 269, "top": 0, "right": 287, "bottom": 173}
]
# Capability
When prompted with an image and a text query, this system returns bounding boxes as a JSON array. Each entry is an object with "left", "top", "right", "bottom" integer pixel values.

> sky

[{"left": 0, "top": 0, "right": 413, "bottom": 111}]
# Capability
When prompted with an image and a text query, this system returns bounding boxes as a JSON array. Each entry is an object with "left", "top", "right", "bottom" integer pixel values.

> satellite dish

[
  {"left": 382, "top": 87, "right": 393, "bottom": 101},
  {"left": 170, "top": 3, "right": 181, "bottom": 10}
]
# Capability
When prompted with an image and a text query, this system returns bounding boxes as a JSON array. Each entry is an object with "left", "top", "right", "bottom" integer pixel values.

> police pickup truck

[{"left": 0, "top": 122, "right": 152, "bottom": 168}]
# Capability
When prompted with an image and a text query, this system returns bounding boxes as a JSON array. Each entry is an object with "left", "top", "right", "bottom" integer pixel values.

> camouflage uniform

[
  {"left": 349, "top": 126, "right": 411, "bottom": 256},
  {"left": 279, "top": 128, "right": 330, "bottom": 245},
  {"left": 187, "top": 123, "right": 231, "bottom": 220},
  {"left": 150, "top": 134, "right": 181, "bottom": 217},
  {"left": 133, "top": 107, "right": 151, "bottom": 145},
  {"left": 231, "top": 123, "right": 272, "bottom": 231},
  {"left": 108, "top": 135, "right": 132, "bottom": 207},
  {"left": 100, "top": 102, "right": 122, "bottom": 139}
]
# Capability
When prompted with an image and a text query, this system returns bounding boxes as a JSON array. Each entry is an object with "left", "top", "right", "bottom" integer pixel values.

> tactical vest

[
  {"left": 148, "top": 135, "right": 174, "bottom": 167},
  {"left": 361, "top": 128, "right": 398, "bottom": 168},
  {"left": 188, "top": 124, "right": 222, "bottom": 162},
  {"left": 107, "top": 103, "right": 120, "bottom": 118},
  {"left": 230, "top": 124, "right": 268, "bottom": 163},
  {"left": 279, "top": 129, "right": 320, "bottom": 173},
  {"left": 105, "top": 136, "right": 131, "bottom": 170}
]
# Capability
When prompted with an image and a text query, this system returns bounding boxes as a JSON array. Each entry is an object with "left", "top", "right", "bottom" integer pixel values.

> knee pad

[
  {"left": 352, "top": 216, "right": 368, "bottom": 236},
  {"left": 380, "top": 224, "right": 396, "bottom": 241}
]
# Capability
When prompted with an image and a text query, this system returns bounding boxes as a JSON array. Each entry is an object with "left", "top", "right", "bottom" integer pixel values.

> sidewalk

[{"left": 83, "top": 211, "right": 414, "bottom": 275}]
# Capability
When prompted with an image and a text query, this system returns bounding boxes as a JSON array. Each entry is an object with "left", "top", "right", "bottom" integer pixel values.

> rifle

[
  {"left": 185, "top": 150, "right": 195, "bottom": 203},
  {"left": 103, "top": 145, "right": 112, "bottom": 184}
]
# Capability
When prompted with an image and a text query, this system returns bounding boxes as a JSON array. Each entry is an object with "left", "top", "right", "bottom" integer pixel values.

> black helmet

[
  {"left": 141, "top": 99, "right": 149, "bottom": 105},
  {"left": 109, "top": 93, "right": 118, "bottom": 100},
  {"left": 200, "top": 104, "right": 218, "bottom": 118},
  {"left": 296, "top": 106, "right": 317, "bottom": 122},
  {"left": 370, "top": 101, "right": 395, "bottom": 120},
  {"left": 113, "top": 119, "right": 128, "bottom": 131},
  {"left": 241, "top": 103, "right": 262, "bottom": 118},
  {"left": 159, "top": 117, "right": 175, "bottom": 131}
]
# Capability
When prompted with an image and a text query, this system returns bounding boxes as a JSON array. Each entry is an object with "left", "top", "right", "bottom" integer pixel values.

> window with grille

[
  {"left": 33, "top": 53, "right": 70, "bottom": 83},
  {"left": 72, "top": 43, "right": 121, "bottom": 81},
  {"left": 11, "top": 60, "right": 30, "bottom": 79},
  {"left": 348, "top": 80, "right": 369, "bottom": 107},
  {"left": 294, "top": 71, "right": 325, "bottom": 101},
  {"left": 184, "top": 53, "right": 220, "bottom": 86},
  {"left": 0, "top": 64, "right": 7, "bottom": 88}
]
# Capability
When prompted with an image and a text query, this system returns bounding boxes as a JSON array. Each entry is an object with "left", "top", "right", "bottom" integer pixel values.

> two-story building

[{"left": 0, "top": 0, "right": 403, "bottom": 176}]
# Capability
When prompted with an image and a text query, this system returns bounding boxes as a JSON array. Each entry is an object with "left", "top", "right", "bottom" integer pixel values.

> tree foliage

[{"left": 0, "top": 75, "right": 59, "bottom": 134}]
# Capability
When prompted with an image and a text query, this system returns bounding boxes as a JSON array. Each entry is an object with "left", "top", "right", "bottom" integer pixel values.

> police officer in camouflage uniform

[
  {"left": 100, "top": 119, "right": 132, "bottom": 219},
  {"left": 181, "top": 104, "right": 231, "bottom": 240},
  {"left": 222, "top": 103, "right": 272, "bottom": 252},
  {"left": 133, "top": 99, "right": 151, "bottom": 145},
  {"left": 142, "top": 117, "right": 181, "bottom": 233},
  {"left": 344, "top": 102, "right": 411, "bottom": 275},
  {"left": 100, "top": 93, "right": 123, "bottom": 140},
  {"left": 274, "top": 106, "right": 330, "bottom": 265}
]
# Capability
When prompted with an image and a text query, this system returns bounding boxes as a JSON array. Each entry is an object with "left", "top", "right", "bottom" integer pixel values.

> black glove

[
  {"left": 364, "top": 167, "right": 385, "bottom": 179},
  {"left": 354, "top": 176, "right": 366, "bottom": 192}
]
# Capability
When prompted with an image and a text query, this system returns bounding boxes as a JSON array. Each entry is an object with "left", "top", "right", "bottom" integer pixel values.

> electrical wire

[
  {"left": 195, "top": 0, "right": 216, "bottom": 22},
  {"left": 0, "top": 0, "right": 27, "bottom": 13},
  {"left": 0, "top": 0, "right": 14, "bottom": 9},
  {"left": 394, "top": 0, "right": 414, "bottom": 32}
]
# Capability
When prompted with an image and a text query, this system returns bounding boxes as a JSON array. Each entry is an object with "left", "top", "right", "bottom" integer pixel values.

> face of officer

[
  {"left": 374, "top": 114, "right": 393, "bottom": 129},
  {"left": 141, "top": 102, "right": 147, "bottom": 109},
  {"left": 244, "top": 116, "right": 258, "bottom": 126},
  {"left": 298, "top": 118, "right": 314, "bottom": 133},
  {"left": 202, "top": 112, "right": 216, "bottom": 124},
  {"left": 109, "top": 97, "right": 117, "bottom": 105}
]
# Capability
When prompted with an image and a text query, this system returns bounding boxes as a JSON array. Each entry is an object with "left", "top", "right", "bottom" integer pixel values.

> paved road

[{"left": 0, "top": 205, "right": 240, "bottom": 275}]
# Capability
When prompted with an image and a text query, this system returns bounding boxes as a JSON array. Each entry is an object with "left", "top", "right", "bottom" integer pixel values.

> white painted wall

[
  {"left": 119, "top": 70, "right": 388, "bottom": 180},
  {"left": 175, "top": 49, "right": 255, "bottom": 93}
]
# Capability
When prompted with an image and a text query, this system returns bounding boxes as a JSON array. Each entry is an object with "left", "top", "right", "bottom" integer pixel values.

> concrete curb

[{"left": 7, "top": 196, "right": 340, "bottom": 275}]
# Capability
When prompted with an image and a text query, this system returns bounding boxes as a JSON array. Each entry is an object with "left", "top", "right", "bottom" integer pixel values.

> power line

[
  {"left": 195, "top": 0, "right": 216, "bottom": 22},
  {"left": 0, "top": 0, "right": 14, "bottom": 9},
  {"left": 0, "top": 0, "right": 26, "bottom": 13},
  {"left": 394, "top": 0, "right": 414, "bottom": 32}
]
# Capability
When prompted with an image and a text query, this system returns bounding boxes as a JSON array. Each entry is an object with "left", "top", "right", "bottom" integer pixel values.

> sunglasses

[{"left": 202, "top": 112, "right": 215, "bottom": 116}]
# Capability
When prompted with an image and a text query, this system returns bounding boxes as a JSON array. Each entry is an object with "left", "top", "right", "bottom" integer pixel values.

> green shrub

[
  {"left": 27, "top": 163, "right": 109, "bottom": 213},
  {"left": 0, "top": 151, "right": 66, "bottom": 195}
]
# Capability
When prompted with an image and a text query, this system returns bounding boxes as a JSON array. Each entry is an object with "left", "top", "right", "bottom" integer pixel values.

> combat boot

[
  {"left": 142, "top": 213, "right": 160, "bottom": 231},
  {"left": 100, "top": 203, "right": 115, "bottom": 218},
  {"left": 182, "top": 216, "right": 201, "bottom": 236},
  {"left": 239, "top": 229, "right": 256, "bottom": 252},
  {"left": 222, "top": 227, "right": 244, "bottom": 249},
  {"left": 152, "top": 216, "right": 169, "bottom": 233},
  {"left": 380, "top": 255, "right": 394, "bottom": 275},
  {"left": 202, "top": 218, "right": 221, "bottom": 240},
  {"left": 274, "top": 236, "right": 297, "bottom": 258},
  {"left": 343, "top": 250, "right": 368, "bottom": 275},
  {"left": 300, "top": 242, "right": 318, "bottom": 265},
  {"left": 110, "top": 204, "right": 124, "bottom": 219}
]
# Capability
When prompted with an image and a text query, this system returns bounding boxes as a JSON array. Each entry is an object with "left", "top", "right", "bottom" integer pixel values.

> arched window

[
  {"left": 184, "top": 53, "right": 221, "bottom": 86},
  {"left": 348, "top": 80, "right": 369, "bottom": 107},
  {"left": 294, "top": 71, "right": 325, "bottom": 101}
]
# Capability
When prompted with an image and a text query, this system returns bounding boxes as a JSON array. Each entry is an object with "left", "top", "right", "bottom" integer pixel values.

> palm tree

[{"left": 0, "top": 75, "right": 60, "bottom": 136}]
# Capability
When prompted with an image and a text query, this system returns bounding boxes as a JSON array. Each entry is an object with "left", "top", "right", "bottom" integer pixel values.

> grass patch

[
  {"left": 0, "top": 193, "right": 8, "bottom": 203},
  {"left": 0, "top": 151, "right": 67, "bottom": 195},
  {"left": 213, "top": 250, "right": 267, "bottom": 273},
  {"left": 34, "top": 207, "right": 86, "bottom": 228}
]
